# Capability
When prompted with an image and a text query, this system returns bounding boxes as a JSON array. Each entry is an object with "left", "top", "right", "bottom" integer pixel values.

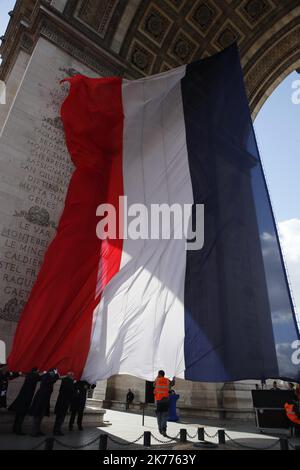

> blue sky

[
  {"left": 0, "top": 1, "right": 15, "bottom": 39},
  {"left": 0, "top": 3, "right": 299, "bottom": 316},
  {"left": 254, "top": 72, "right": 300, "bottom": 223}
]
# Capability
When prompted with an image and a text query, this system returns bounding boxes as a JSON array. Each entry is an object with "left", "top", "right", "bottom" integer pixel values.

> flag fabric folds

[{"left": 8, "top": 44, "right": 300, "bottom": 383}]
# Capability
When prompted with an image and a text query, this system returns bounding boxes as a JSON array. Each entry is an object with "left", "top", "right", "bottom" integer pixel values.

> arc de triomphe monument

[{"left": 0, "top": 0, "right": 299, "bottom": 418}]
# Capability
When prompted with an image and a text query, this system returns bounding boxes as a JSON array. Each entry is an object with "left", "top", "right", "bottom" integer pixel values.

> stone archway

[
  {"left": 244, "top": 11, "right": 300, "bottom": 117},
  {"left": 0, "top": 0, "right": 300, "bottom": 417}
]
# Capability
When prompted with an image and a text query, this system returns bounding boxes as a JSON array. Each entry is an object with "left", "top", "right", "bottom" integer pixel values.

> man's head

[
  {"left": 288, "top": 382, "right": 295, "bottom": 390},
  {"left": 158, "top": 370, "right": 165, "bottom": 377},
  {"left": 67, "top": 371, "right": 74, "bottom": 379},
  {"left": 273, "top": 381, "right": 277, "bottom": 388}
]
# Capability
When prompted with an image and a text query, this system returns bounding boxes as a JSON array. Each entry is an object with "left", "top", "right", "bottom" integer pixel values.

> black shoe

[
  {"left": 37, "top": 432, "right": 46, "bottom": 437},
  {"left": 69, "top": 425, "right": 73, "bottom": 431},
  {"left": 16, "top": 432, "right": 26, "bottom": 436},
  {"left": 78, "top": 425, "right": 83, "bottom": 431},
  {"left": 54, "top": 431, "right": 64, "bottom": 436}
]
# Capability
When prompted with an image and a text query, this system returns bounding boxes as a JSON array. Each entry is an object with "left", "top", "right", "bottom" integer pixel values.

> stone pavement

[{"left": 0, "top": 408, "right": 299, "bottom": 451}]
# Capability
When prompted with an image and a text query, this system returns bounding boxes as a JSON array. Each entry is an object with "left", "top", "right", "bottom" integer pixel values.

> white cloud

[{"left": 278, "top": 219, "right": 300, "bottom": 318}]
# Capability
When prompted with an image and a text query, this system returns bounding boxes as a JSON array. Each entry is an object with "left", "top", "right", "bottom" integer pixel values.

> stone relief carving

[{"left": 14, "top": 206, "right": 57, "bottom": 229}]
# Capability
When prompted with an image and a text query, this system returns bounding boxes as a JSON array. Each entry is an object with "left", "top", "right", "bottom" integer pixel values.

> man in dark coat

[
  {"left": 53, "top": 372, "right": 75, "bottom": 436},
  {"left": 29, "top": 369, "right": 59, "bottom": 437},
  {"left": 126, "top": 389, "right": 134, "bottom": 411},
  {"left": 0, "top": 364, "right": 20, "bottom": 409},
  {"left": 0, "top": 364, "right": 9, "bottom": 409},
  {"left": 69, "top": 381, "right": 95, "bottom": 431},
  {"left": 9, "top": 367, "right": 40, "bottom": 435}
]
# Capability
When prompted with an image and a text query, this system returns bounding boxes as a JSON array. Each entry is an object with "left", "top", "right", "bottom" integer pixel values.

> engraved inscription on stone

[{"left": 0, "top": 38, "right": 99, "bottom": 322}]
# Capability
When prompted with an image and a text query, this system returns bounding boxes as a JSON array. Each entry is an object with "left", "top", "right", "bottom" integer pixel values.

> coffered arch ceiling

[
  {"left": 69, "top": 0, "right": 300, "bottom": 117},
  {"left": 1, "top": 0, "right": 300, "bottom": 117}
]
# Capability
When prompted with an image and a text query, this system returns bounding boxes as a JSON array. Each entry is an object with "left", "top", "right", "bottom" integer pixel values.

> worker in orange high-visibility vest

[
  {"left": 284, "top": 402, "right": 300, "bottom": 426},
  {"left": 154, "top": 370, "right": 175, "bottom": 436}
]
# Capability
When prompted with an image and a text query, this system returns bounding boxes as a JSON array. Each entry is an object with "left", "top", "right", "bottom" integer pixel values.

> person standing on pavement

[
  {"left": 126, "top": 389, "right": 134, "bottom": 411},
  {"left": 53, "top": 372, "right": 75, "bottom": 436},
  {"left": 0, "top": 364, "right": 20, "bottom": 409},
  {"left": 29, "top": 369, "right": 59, "bottom": 437},
  {"left": 154, "top": 370, "right": 175, "bottom": 436},
  {"left": 167, "top": 389, "right": 180, "bottom": 423},
  {"left": 69, "top": 381, "right": 95, "bottom": 431},
  {"left": 9, "top": 367, "right": 40, "bottom": 435}
]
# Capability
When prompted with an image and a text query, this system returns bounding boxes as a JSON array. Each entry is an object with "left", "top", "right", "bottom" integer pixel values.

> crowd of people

[
  {"left": 0, "top": 364, "right": 95, "bottom": 437},
  {"left": 3, "top": 362, "right": 299, "bottom": 439}
]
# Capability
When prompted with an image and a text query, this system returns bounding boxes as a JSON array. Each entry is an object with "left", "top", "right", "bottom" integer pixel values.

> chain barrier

[
  {"left": 204, "top": 430, "right": 219, "bottom": 439},
  {"left": 187, "top": 430, "right": 198, "bottom": 439},
  {"left": 151, "top": 431, "right": 180, "bottom": 444},
  {"left": 224, "top": 432, "right": 280, "bottom": 450},
  {"left": 30, "top": 439, "right": 48, "bottom": 451},
  {"left": 287, "top": 441, "right": 299, "bottom": 450},
  {"left": 107, "top": 433, "right": 144, "bottom": 446},
  {"left": 54, "top": 434, "right": 101, "bottom": 450},
  {"left": 29, "top": 428, "right": 294, "bottom": 451}
]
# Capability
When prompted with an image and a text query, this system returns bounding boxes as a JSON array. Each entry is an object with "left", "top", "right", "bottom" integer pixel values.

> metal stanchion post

[
  {"left": 144, "top": 431, "right": 151, "bottom": 447},
  {"left": 142, "top": 403, "right": 145, "bottom": 427},
  {"left": 180, "top": 429, "right": 187, "bottom": 443},
  {"left": 218, "top": 429, "right": 225, "bottom": 445},
  {"left": 279, "top": 438, "right": 289, "bottom": 451},
  {"left": 198, "top": 427, "right": 205, "bottom": 441},
  {"left": 44, "top": 437, "right": 54, "bottom": 450},
  {"left": 99, "top": 434, "right": 108, "bottom": 450}
]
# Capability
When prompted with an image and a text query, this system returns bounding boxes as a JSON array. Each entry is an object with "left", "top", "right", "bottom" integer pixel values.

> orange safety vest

[
  {"left": 284, "top": 403, "right": 300, "bottom": 425},
  {"left": 154, "top": 377, "right": 170, "bottom": 401}
]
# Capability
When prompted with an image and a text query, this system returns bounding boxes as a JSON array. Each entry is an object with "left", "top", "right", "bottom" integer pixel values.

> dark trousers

[
  {"left": 54, "top": 412, "right": 67, "bottom": 433},
  {"left": 126, "top": 401, "right": 133, "bottom": 411},
  {"left": 13, "top": 413, "right": 26, "bottom": 434},
  {"left": 156, "top": 398, "right": 170, "bottom": 433},
  {"left": 31, "top": 415, "right": 43, "bottom": 436},
  {"left": 156, "top": 411, "right": 168, "bottom": 433},
  {"left": 69, "top": 408, "right": 84, "bottom": 428}
]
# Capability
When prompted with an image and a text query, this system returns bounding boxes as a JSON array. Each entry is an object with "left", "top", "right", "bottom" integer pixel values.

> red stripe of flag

[{"left": 8, "top": 76, "right": 124, "bottom": 378}]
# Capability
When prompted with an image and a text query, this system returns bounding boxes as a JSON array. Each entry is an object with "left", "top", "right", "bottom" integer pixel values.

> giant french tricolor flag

[{"left": 8, "top": 45, "right": 300, "bottom": 383}]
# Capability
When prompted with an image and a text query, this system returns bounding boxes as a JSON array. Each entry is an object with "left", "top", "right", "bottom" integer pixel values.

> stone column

[
  {"left": 221, "top": 380, "right": 257, "bottom": 420},
  {"left": 92, "top": 380, "right": 108, "bottom": 401}
]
